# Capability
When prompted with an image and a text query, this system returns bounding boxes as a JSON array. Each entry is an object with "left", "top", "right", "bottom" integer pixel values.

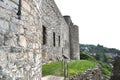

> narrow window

[
  {"left": 17, "top": 0, "right": 22, "bottom": 19},
  {"left": 58, "top": 36, "right": 60, "bottom": 47},
  {"left": 53, "top": 32, "right": 55, "bottom": 46},
  {"left": 43, "top": 26, "right": 47, "bottom": 45}
]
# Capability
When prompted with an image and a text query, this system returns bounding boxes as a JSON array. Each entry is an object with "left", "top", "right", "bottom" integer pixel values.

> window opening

[
  {"left": 17, "top": 0, "right": 22, "bottom": 19},
  {"left": 53, "top": 32, "right": 55, "bottom": 46},
  {"left": 43, "top": 26, "right": 47, "bottom": 45},
  {"left": 58, "top": 36, "right": 60, "bottom": 47}
]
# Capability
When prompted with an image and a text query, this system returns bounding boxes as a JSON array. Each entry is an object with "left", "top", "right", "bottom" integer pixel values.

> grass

[
  {"left": 42, "top": 62, "right": 63, "bottom": 76},
  {"left": 68, "top": 60, "right": 96, "bottom": 76},
  {"left": 42, "top": 60, "right": 97, "bottom": 77},
  {"left": 98, "top": 61, "right": 112, "bottom": 76}
]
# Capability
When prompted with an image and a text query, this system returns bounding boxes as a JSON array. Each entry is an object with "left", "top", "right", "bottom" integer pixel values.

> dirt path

[{"left": 41, "top": 75, "right": 64, "bottom": 80}]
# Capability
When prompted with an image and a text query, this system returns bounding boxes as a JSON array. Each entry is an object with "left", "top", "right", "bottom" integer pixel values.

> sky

[{"left": 54, "top": 0, "right": 120, "bottom": 50}]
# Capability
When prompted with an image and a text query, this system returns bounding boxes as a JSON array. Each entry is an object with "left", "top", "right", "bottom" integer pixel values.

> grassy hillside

[
  {"left": 42, "top": 51, "right": 112, "bottom": 77},
  {"left": 42, "top": 60, "right": 97, "bottom": 77},
  {"left": 98, "top": 61, "right": 112, "bottom": 76},
  {"left": 80, "top": 51, "right": 112, "bottom": 76},
  {"left": 68, "top": 60, "right": 96, "bottom": 76}
]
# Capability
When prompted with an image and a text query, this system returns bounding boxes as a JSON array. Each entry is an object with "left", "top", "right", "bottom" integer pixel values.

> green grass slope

[
  {"left": 42, "top": 60, "right": 97, "bottom": 77},
  {"left": 80, "top": 51, "right": 112, "bottom": 76}
]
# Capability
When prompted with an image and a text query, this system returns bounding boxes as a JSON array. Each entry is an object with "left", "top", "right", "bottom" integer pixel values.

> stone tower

[{"left": 64, "top": 16, "right": 80, "bottom": 60}]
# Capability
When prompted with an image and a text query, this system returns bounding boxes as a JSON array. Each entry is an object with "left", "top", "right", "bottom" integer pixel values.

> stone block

[
  {"left": 0, "top": 7, "right": 5, "bottom": 19},
  {"left": 10, "top": 24, "right": 24, "bottom": 34},
  {"left": 23, "top": 64, "right": 31, "bottom": 71},
  {"left": 0, "top": 48, "right": 8, "bottom": 68},
  {"left": 11, "top": 0, "right": 19, "bottom": 5},
  {"left": 0, "top": 34, "right": 4, "bottom": 46},
  {"left": 10, "top": 23, "right": 19, "bottom": 34},
  {"left": 18, "top": 35, "right": 27, "bottom": 48},
  {"left": 4, "top": 33, "right": 17, "bottom": 46},
  {"left": 10, "top": 47, "right": 22, "bottom": 53},
  {"left": 19, "top": 26, "right": 24, "bottom": 34},
  {"left": 0, "top": 20, "right": 9, "bottom": 34},
  {"left": 28, "top": 52, "right": 34, "bottom": 64},
  {"left": 0, "top": 7, "right": 11, "bottom": 21},
  {"left": 4, "top": 39, "right": 14, "bottom": 46},
  {"left": 22, "top": 1, "right": 31, "bottom": 12},
  {"left": 35, "top": 54, "right": 41, "bottom": 66}
]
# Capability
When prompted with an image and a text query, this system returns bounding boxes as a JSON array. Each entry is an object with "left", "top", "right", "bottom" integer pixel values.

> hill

[
  {"left": 80, "top": 44, "right": 120, "bottom": 58},
  {"left": 80, "top": 44, "right": 120, "bottom": 63}
]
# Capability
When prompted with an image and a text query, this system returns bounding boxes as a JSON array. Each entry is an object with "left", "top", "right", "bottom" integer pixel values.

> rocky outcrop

[
  {"left": 69, "top": 68, "right": 109, "bottom": 80},
  {"left": 41, "top": 67, "right": 109, "bottom": 80}
]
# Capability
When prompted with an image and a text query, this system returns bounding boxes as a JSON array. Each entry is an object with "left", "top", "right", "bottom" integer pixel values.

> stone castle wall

[
  {"left": 0, "top": 0, "right": 42, "bottom": 80},
  {"left": 41, "top": 0, "right": 70, "bottom": 62},
  {"left": 0, "top": 0, "right": 80, "bottom": 79}
]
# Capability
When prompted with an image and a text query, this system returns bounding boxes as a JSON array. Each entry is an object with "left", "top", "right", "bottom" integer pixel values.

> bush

[{"left": 80, "top": 51, "right": 96, "bottom": 61}]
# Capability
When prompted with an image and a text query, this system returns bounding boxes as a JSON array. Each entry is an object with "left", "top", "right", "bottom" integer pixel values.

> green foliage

[
  {"left": 98, "top": 61, "right": 112, "bottom": 76},
  {"left": 95, "top": 53, "right": 101, "bottom": 60},
  {"left": 68, "top": 60, "right": 96, "bottom": 76},
  {"left": 42, "top": 60, "right": 97, "bottom": 77},
  {"left": 80, "top": 43, "right": 120, "bottom": 65},
  {"left": 103, "top": 53, "right": 113, "bottom": 63},
  {"left": 80, "top": 52, "right": 96, "bottom": 61},
  {"left": 80, "top": 51, "right": 112, "bottom": 76},
  {"left": 94, "top": 52, "right": 113, "bottom": 63}
]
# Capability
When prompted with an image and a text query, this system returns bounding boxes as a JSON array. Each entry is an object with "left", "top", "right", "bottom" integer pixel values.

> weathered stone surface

[
  {"left": 0, "top": 34, "right": 4, "bottom": 46},
  {"left": 18, "top": 35, "right": 27, "bottom": 48},
  {"left": 4, "top": 32, "right": 17, "bottom": 47},
  {"left": 69, "top": 68, "right": 108, "bottom": 80},
  {"left": 22, "top": 1, "right": 31, "bottom": 12},
  {"left": 0, "top": 20, "right": 9, "bottom": 34},
  {"left": 0, "top": 48, "right": 8, "bottom": 68},
  {"left": 42, "top": 0, "right": 71, "bottom": 62},
  {"left": 10, "top": 23, "right": 24, "bottom": 34},
  {"left": 10, "top": 47, "right": 22, "bottom": 53},
  {"left": 10, "top": 23, "right": 19, "bottom": 34},
  {"left": 64, "top": 16, "right": 80, "bottom": 60},
  {"left": 11, "top": 0, "right": 19, "bottom": 5},
  {"left": 0, "top": 0, "right": 42, "bottom": 80},
  {"left": 0, "top": 0, "right": 80, "bottom": 80}
]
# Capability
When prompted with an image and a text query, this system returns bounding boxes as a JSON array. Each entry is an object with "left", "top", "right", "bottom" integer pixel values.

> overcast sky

[{"left": 54, "top": 0, "right": 120, "bottom": 50}]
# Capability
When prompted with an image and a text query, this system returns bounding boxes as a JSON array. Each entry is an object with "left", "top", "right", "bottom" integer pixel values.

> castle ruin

[{"left": 0, "top": 0, "right": 79, "bottom": 79}]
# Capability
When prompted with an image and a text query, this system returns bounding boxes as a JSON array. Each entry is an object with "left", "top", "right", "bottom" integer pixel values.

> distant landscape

[
  {"left": 80, "top": 43, "right": 120, "bottom": 77},
  {"left": 80, "top": 44, "right": 120, "bottom": 63}
]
